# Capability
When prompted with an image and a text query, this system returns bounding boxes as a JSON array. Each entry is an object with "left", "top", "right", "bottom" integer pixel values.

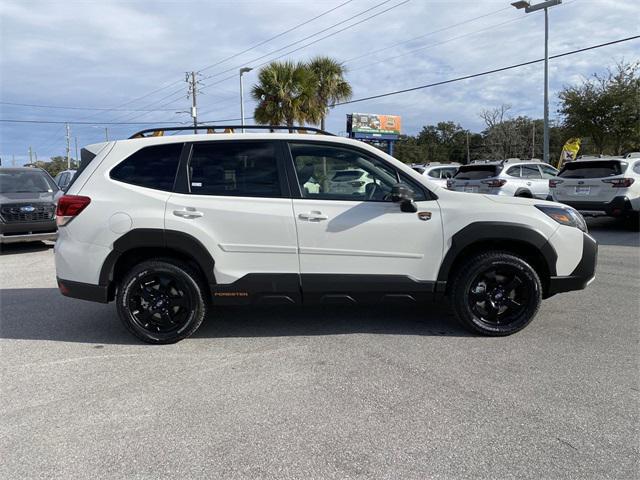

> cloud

[{"left": 1, "top": 0, "right": 639, "bottom": 162}]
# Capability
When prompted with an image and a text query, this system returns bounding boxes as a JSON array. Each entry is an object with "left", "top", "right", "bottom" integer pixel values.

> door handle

[
  {"left": 298, "top": 211, "right": 328, "bottom": 222},
  {"left": 526, "top": 182, "right": 532, "bottom": 186},
  {"left": 173, "top": 207, "right": 204, "bottom": 219}
]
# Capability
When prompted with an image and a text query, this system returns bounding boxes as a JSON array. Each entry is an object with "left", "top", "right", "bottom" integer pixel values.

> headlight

[{"left": 535, "top": 205, "right": 588, "bottom": 232}]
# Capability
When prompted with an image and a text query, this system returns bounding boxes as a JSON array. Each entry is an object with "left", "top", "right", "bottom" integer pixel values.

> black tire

[
  {"left": 116, "top": 258, "right": 208, "bottom": 344},
  {"left": 450, "top": 251, "right": 542, "bottom": 336}
]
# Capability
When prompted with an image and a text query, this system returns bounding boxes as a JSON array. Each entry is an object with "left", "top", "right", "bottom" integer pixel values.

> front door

[{"left": 286, "top": 141, "right": 443, "bottom": 302}]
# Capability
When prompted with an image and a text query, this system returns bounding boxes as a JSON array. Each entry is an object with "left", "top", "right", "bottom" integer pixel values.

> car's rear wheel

[
  {"left": 116, "top": 259, "right": 207, "bottom": 344},
  {"left": 450, "top": 251, "right": 542, "bottom": 336}
]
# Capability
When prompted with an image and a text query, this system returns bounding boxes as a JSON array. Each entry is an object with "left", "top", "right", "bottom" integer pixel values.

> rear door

[
  {"left": 520, "top": 164, "right": 546, "bottom": 198},
  {"left": 554, "top": 160, "right": 628, "bottom": 203},
  {"left": 165, "top": 140, "right": 299, "bottom": 293},
  {"left": 286, "top": 141, "right": 443, "bottom": 300}
]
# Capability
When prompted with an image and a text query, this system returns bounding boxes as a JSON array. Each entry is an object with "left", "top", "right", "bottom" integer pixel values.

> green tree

[
  {"left": 34, "top": 156, "right": 77, "bottom": 177},
  {"left": 558, "top": 61, "right": 640, "bottom": 155},
  {"left": 251, "top": 61, "right": 318, "bottom": 129},
  {"left": 308, "top": 56, "right": 352, "bottom": 131}
]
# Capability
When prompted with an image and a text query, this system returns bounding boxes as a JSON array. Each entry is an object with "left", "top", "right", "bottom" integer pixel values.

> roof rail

[{"left": 128, "top": 125, "right": 334, "bottom": 139}]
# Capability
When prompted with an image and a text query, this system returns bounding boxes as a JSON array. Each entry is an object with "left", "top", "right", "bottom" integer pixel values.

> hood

[
  {"left": 484, "top": 195, "right": 558, "bottom": 208},
  {"left": 0, "top": 191, "right": 58, "bottom": 204}
]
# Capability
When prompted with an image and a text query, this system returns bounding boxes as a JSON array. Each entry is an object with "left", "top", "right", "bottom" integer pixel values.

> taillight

[
  {"left": 481, "top": 179, "right": 507, "bottom": 188},
  {"left": 602, "top": 178, "right": 634, "bottom": 188},
  {"left": 56, "top": 195, "right": 91, "bottom": 226},
  {"left": 549, "top": 179, "right": 563, "bottom": 188}
]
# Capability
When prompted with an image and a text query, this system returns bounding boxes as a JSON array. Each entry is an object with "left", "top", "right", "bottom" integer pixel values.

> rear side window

[
  {"left": 454, "top": 165, "right": 501, "bottom": 180},
  {"left": 189, "top": 141, "right": 281, "bottom": 197},
  {"left": 521, "top": 165, "right": 542, "bottom": 179},
  {"left": 110, "top": 143, "right": 182, "bottom": 191},
  {"left": 506, "top": 166, "right": 521, "bottom": 177},
  {"left": 427, "top": 169, "right": 441, "bottom": 178},
  {"left": 558, "top": 160, "right": 627, "bottom": 178}
]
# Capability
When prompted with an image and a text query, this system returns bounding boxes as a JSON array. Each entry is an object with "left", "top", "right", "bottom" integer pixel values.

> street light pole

[
  {"left": 511, "top": 0, "right": 561, "bottom": 164},
  {"left": 239, "top": 67, "right": 253, "bottom": 133}
]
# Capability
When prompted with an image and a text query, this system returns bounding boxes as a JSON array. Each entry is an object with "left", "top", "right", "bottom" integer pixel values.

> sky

[{"left": 1, "top": 0, "right": 638, "bottom": 165}]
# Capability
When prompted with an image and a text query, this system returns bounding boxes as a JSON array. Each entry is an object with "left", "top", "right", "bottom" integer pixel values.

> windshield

[
  {"left": 558, "top": 161, "right": 627, "bottom": 178},
  {"left": 454, "top": 165, "right": 501, "bottom": 180},
  {"left": 0, "top": 170, "right": 58, "bottom": 194}
]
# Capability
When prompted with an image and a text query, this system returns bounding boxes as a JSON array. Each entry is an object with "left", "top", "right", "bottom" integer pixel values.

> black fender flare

[
  {"left": 437, "top": 221, "right": 557, "bottom": 283},
  {"left": 99, "top": 228, "right": 216, "bottom": 287},
  {"left": 514, "top": 188, "right": 533, "bottom": 198}
]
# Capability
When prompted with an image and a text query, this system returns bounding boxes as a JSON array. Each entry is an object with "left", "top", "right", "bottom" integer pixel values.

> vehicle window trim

[
  {"left": 181, "top": 139, "right": 288, "bottom": 199},
  {"left": 284, "top": 140, "right": 436, "bottom": 202}
]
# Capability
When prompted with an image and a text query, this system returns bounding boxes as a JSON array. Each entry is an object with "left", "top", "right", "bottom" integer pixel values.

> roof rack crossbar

[{"left": 128, "top": 125, "right": 334, "bottom": 139}]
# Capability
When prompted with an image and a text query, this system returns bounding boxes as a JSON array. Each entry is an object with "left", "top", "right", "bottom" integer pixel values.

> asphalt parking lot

[{"left": 1, "top": 217, "right": 638, "bottom": 479}]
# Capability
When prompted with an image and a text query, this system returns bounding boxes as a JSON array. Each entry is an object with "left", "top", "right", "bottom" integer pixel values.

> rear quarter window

[
  {"left": 454, "top": 165, "right": 501, "bottom": 180},
  {"left": 558, "top": 161, "right": 627, "bottom": 179},
  {"left": 110, "top": 143, "right": 183, "bottom": 191}
]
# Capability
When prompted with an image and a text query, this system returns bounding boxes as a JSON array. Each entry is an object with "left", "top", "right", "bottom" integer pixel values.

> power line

[
  {"left": 0, "top": 101, "right": 179, "bottom": 112},
  {"left": 201, "top": 0, "right": 404, "bottom": 83},
  {"left": 198, "top": 0, "right": 356, "bottom": 73},
  {"left": 333, "top": 35, "right": 640, "bottom": 106},
  {"left": 200, "top": 0, "right": 410, "bottom": 91}
]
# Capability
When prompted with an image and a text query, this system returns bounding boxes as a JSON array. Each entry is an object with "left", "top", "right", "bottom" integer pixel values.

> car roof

[{"left": 0, "top": 167, "right": 46, "bottom": 172}]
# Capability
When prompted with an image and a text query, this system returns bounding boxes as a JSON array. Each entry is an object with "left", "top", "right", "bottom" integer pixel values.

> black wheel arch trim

[
  {"left": 99, "top": 228, "right": 216, "bottom": 289},
  {"left": 437, "top": 221, "right": 558, "bottom": 283}
]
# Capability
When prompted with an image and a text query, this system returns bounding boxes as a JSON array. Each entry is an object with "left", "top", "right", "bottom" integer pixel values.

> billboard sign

[{"left": 348, "top": 113, "right": 401, "bottom": 137}]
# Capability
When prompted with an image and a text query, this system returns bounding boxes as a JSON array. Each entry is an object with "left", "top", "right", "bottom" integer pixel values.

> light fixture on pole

[
  {"left": 511, "top": 0, "right": 562, "bottom": 164},
  {"left": 239, "top": 67, "right": 253, "bottom": 133}
]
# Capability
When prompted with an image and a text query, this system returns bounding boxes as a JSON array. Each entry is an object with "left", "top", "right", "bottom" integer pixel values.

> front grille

[{"left": 0, "top": 203, "right": 56, "bottom": 223}]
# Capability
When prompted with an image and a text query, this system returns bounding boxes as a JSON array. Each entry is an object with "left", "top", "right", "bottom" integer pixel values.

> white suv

[
  {"left": 55, "top": 126, "right": 597, "bottom": 343},
  {"left": 447, "top": 159, "right": 558, "bottom": 199},
  {"left": 550, "top": 156, "right": 640, "bottom": 221},
  {"left": 412, "top": 163, "right": 460, "bottom": 187}
]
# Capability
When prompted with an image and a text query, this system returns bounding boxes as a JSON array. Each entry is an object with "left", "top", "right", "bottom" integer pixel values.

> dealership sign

[{"left": 347, "top": 113, "right": 401, "bottom": 139}]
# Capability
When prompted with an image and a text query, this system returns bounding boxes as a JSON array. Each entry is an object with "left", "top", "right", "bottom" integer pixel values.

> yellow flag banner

[
  {"left": 558, "top": 138, "right": 581, "bottom": 168},
  {"left": 151, "top": 130, "right": 164, "bottom": 137}
]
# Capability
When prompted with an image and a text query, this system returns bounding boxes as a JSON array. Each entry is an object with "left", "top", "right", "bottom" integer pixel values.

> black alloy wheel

[
  {"left": 450, "top": 251, "right": 542, "bottom": 336},
  {"left": 117, "top": 259, "right": 207, "bottom": 344}
]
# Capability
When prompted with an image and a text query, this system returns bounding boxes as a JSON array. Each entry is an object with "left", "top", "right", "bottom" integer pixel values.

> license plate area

[
  {"left": 575, "top": 186, "right": 591, "bottom": 195},
  {"left": 464, "top": 186, "right": 478, "bottom": 193}
]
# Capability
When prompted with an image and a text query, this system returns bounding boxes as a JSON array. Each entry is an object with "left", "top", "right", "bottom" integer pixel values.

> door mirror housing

[{"left": 391, "top": 183, "right": 418, "bottom": 212}]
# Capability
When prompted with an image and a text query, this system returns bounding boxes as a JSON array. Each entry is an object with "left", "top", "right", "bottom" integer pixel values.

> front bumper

[
  {"left": 0, "top": 220, "right": 57, "bottom": 244},
  {"left": 555, "top": 195, "right": 635, "bottom": 217},
  {"left": 546, "top": 232, "right": 598, "bottom": 296}
]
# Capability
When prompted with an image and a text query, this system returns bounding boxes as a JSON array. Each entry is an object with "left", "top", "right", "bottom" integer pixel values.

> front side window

[
  {"left": 110, "top": 143, "right": 182, "bottom": 191},
  {"left": 540, "top": 165, "right": 558, "bottom": 178},
  {"left": 189, "top": 141, "right": 281, "bottom": 197},
  {"left": 289, "top": 142, "right": 425, "bottom": 201}
]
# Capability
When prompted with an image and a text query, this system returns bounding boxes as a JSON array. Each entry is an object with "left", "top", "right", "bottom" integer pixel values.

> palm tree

[
  {"left": 251, "top": 61, "right": 318, "bottom": 130},
  {"left": 308, "top": 56, "right": 352, "bottom": 131}
]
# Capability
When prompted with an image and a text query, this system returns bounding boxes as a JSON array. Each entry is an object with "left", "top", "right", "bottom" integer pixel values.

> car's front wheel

[
  {"left": 450, "top": 251, "right": 542, "bottom": 336},
  {"left": 116, "top": 259, "right": 208, "bottom": 344}
]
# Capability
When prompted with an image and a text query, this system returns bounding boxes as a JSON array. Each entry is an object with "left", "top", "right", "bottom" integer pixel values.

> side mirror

[{"left": 391, "top": 183, "right": 418, "bottom": 213}]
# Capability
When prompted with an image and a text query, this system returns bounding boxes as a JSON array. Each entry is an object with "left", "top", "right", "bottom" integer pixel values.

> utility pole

[
  {"left": 239, "top": 67, "right": 253, "bottom": 133},
  {"left": 34, "top": 152, "right": 38, "bottom": 162},
  {"left": 75, "top": 137, "right": 79, "bottom": 166},
  {"left": 28, "top": 146, "right": 33, "bottom": 164},
  {"left": 466, "top": 131, "right": 471, "bottom": 164},
  {"left": 532, "top": 123, "right": 536, "bottom": 158},
  {"left": 104, "top": 127, "right": 109, "bottom": 142},
  {"left": 186, "top": 71, "right": 200, "bottom": 134},
  {"left": 65, "top": 123, "right": 71, "bottom": 170},
  {"left": 12, "top": 154, "right": 16, "bottom": 167}
]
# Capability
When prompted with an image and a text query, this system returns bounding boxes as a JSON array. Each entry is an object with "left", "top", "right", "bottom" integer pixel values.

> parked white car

[
  {"left": 447, "top": 159, "right": 558, "bottom": 199},
  {"left": 327, "top": 169, "right": 372, "bottom": 195},
  {"left": 54, "top": 126, "right": 596, "bottom": 343},
  {"left": 412, "top": 163, "right": 460, "bottom": 187},
  {"left": 550, "top": 156, "right": 639, "bottom": 221}
]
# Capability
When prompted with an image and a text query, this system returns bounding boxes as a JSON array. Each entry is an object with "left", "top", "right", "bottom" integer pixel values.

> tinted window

[
  {"left": 634, "top": 161, "right": 640, "bottom": 174},
  {"left": 289, "top": 142, "right": 426, "bottom": 202},
  {"left": 111, "top": 143, "right": 182, "bottom": 191},
  {"left": 558, "top": 160, "right": 627, "bottom": 178},
  {"left": 454, "top": 165, "right": 501, "bottom": 180},
  {"left": 506, "top": 166, "right": 521, "bottom": 177},
  {"left": 521, "top": 165, "right": 542, "bottom": 179},
  {"left": 427, "top": 169, "right": 441, "bottom": 178},
  {"left": 441, "top": 168, "right": 457, "bottom": 179},
  {"left": 189, "top": 141, "right": 281, "bottom": 197}
]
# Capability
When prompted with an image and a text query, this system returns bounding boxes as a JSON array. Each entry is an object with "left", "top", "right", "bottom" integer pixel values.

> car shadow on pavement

[
  {"left": 585, "top": 217, "right": 639, "bottom": 247},
  {"left": 0, "top": 288, "right": 469, "bottom": 345},
  {"left": 0, "top": 241, "right": 54, "bottom": 256}
]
